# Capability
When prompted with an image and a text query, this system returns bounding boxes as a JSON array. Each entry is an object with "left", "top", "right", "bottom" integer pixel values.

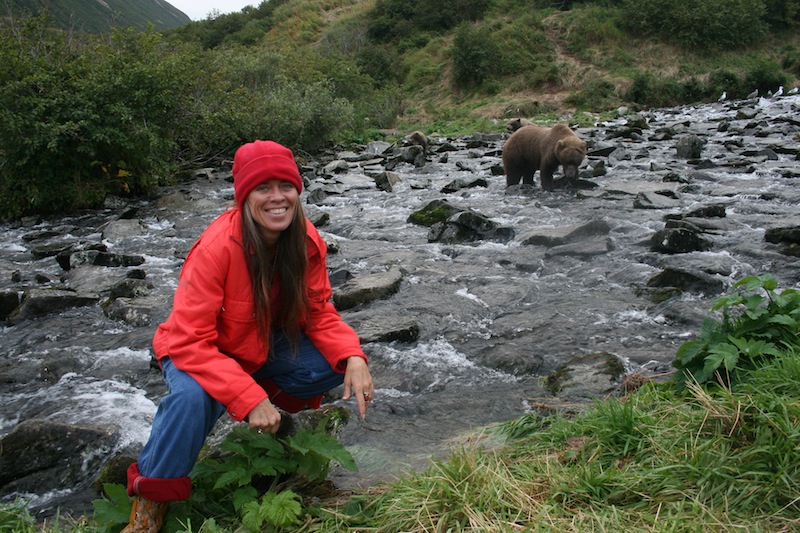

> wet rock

[
  {"left": 428, "top": 210, "right": 514, "bottom": 244},
  {"left": 676, "top": 134, "right": 705, "bottom": 159},
  {"left": 1, "top": 290, "right": 21, "bottom": 321},
  {"left": 100, "top": 218, "right": 146, "bottom": 240},
  {"left": 519, "top": 218, "right": 611, "bottom": 247},
  {"left": 407, "top": 199, "right": 462, "bottom": 227},
  {"left": 651, "top": 227, "right": 713, "bottom": 253},
  {"left": 68, "top": 250, "right": 145, "bottom": 270},
  {"left": 373, "top": 171, "right": 402, "bottom": 192},
  {"left": 7, "top": 288, "right": 99, "bottom": 325},
  {"left": 103, "top": 298, "right": 152, "bottom": 327},
  {"left": 765, "top": 225, "right": 800, "bottom": 256},
  {"left": 633, "top": 191, "right": 681, "bottom": 209},
  {"left": 646, "top": 267, "right": 725, "bottom": 295},
  {"left": 333, "top": 268, "right": 403, "bottom": 310},
  {"left": 0, "top": 419, "right": 115, "bottom": 499},
  {"left": 349, "top": 314, "right": 420, "bottom": 344},
  {"left": 545, "top": 352, "right": 625, "bottom": 401}
]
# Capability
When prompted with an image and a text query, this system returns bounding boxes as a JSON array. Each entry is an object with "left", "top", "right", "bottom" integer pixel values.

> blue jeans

[{"left": 137, "top": 332, "right": 343, "bottom": 479}]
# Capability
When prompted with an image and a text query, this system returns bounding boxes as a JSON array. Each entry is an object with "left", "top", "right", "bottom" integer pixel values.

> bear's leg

[
  {"left": 540, "top": 169, "right": 554, "bottom": 191},
  {"left": 521, "top": 172, "right": 535, "bottom": 185},
  {"left": 505, "top": 171, "right": 522, "bottom": 187}
]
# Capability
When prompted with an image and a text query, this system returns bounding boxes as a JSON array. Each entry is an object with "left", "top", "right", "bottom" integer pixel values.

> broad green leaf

[
  {"left": 214, "top": 467, "right": 249, "bottom": 490},
  {"left": 261, "top": 490, "right": 302, "bottom": 528},
  {"left": 231, "top": 486, "right": 259, "bottom": 511},
  {"left": 91, "top": 483, "right": 132, "bottom": 525},
  {"left": 240, "top": 500, "right": 263, "bottom": 533},
  {"left": 706, "top": 343, "right": 740, "bottom": 371}
]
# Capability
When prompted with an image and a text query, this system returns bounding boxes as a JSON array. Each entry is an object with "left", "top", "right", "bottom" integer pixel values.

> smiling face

[{"left": 245, "top": 179, "right": 299, "bottom": 245}]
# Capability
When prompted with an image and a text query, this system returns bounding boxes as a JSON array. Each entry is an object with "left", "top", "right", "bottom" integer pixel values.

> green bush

[
  {"left": 564, "top": 4, "right": 625, "bottom": 57},
  {"left": 707, "top": 69, "right": 745, "bottom": 100},
  {"left": 451, "top": 22, "right": 500, "bottom": 89},
  {"left": 620, "top": 0, "right": 768, "bottom": 51},
  {"left": 762, "top": 0, "right": 800, "bottom": 30},
  {"left": 782, "top": 46, "right": 800, "bottom": 77},
  {"left": 566, "top": 77, "right": 618, "bottom": 110},
  {"left": 744, "top": 59, "right": 789, "bottom": 96},
  {"left": 0, "top": 18, "right": 206, "bottom": 218},
  {"left": 673, "top": 275, "right": 800, "bottom": 388},
  {"left": 367, "top": 0, "right": 492, "bottom": 42},
  {"left": 625, "top": 71, "right": 715, "bottom": 108},
  {"left": 94, "top": 418, "right": 357, "bottom": 532}
]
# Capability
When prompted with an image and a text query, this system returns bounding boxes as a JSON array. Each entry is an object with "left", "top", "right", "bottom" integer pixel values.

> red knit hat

[{"left": 232, "top": 140, "right": 302, "bottom": 206}]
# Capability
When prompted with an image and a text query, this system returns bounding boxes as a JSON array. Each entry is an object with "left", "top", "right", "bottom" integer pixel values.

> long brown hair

[{"left": 241, "top": 201, "right": 309, "bottom": 355}]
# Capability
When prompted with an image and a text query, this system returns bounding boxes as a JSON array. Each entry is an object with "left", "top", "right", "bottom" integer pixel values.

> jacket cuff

[
  {"left": 126, "top": 462, "right": 191, "bottom": 502},
  {"left": 226, "top": 380, "right": 269, "bottom": 422}
]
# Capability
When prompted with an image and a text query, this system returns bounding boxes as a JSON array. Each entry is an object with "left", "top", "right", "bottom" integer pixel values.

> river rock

[
  {"left": 333, "top": 268, "right": 404, "bottom": 310},
  {"left": 7, "top": 288, "right": 99, "bottom": 325},
  {"left": 0, "top": 420, "right": 115, "bottom": 498}
]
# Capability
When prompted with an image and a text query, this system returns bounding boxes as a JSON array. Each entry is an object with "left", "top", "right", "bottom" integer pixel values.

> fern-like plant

[
  {"left": 673, "top": 274, "right": 800, "bottom": 387},
  {"left": 93, "top": 416, "right": 357, "bottom": 532}
]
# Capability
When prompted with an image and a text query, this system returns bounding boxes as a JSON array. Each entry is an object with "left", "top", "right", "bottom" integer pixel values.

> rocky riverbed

[{"left": 1, "top": 93, "right": 799, "bottom": 518}]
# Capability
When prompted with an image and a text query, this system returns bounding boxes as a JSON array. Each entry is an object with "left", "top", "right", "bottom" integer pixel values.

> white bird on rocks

[
  {"left": 746, "top": 89, "right": 759, "bottom": 99},
  {"left": 788, "top": 87, "right": 799, "bottom": 95},
  {"left": 718, "top": 91, "right": 727, "bottom": 102},
  {"left": 774, "top": 86, "right": 784, "bottom": 97}
]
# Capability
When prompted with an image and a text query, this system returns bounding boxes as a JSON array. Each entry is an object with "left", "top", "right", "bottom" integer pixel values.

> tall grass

[{"left": 323, "top": 351, "right": 800, "bottom": 532}]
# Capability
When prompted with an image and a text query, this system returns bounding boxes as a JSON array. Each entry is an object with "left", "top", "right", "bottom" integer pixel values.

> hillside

[
  {"left": 164, "top": 0, "right": 800, "bottom": 131},
  {"left": 3, "top": 0, "right": 190, "bottom": 32}
]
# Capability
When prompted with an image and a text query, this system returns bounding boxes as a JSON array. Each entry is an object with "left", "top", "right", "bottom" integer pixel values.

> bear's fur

[
  {"left": 506, "top": 117, "right": 532, "bottom": 132},
  {"left": 406, "top": 131, "right": 428, "bottom": 156},
  {"left": 502, "top": 124, "right": 587, "bottom": 191}
]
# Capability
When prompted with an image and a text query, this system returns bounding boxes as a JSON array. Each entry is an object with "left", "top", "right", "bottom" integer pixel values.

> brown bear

[
  {"left": 502, "top": 124, "right": 587, "bottom": 191},
  {"left": 506, "top": 117, "right": 532, "bottom": 132},
  {"left": 406, "top": 130, "right": 428, "bottom": 156}
]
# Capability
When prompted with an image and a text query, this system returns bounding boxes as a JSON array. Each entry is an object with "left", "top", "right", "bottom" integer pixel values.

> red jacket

[{"left": 152, "top": 207, "right": 366, "bottom": 422}]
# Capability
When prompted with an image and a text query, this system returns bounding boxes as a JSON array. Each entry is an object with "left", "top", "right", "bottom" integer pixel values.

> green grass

[{"left": 315, "top": 362, "right": 800, "bottom": 531}]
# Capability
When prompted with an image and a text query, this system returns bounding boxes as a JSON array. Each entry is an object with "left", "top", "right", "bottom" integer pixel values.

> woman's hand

[
  {"left": 247, "top": 398, "right": 282, "bottom": 434},
  {"left": 342, "top": 356, "right": 374, "bottom": 419}
]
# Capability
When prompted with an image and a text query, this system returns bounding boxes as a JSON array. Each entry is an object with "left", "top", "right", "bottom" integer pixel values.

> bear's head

[
  {"left": 556, "top": 137, "right": 587, "bottom": 180},
  {"left": 506, "top": 118, "right": 532, "bottom": 132}
]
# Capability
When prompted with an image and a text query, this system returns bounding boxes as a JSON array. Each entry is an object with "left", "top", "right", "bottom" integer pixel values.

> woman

[{"left": 122, "top": 140, "right": 374, "bottom": 533}]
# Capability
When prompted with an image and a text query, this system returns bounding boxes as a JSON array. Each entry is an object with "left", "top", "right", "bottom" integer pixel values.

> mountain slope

[{"left": 4, "top": 0, "right": 190, "bottom": 32}]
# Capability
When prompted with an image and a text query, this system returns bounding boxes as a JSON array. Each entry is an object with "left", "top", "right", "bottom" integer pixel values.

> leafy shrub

[
  {"left": 782, "top": 46, "right": 800, "bottom": 76},
  {"left": 356, "top": 44, "right": 405, "bottom": 87},
  {"left": 625, "top": 71, "right": 715, "bottom": 108},
  {"left": 707, "top": 69, "right": 745, "bottom": 100},
  {"left": 94, "top": 418, "right": 357, "bottom": 532},
  {"left": 566, "top": 77, "right": 618, "bottom": 110},
  {"left": 367, "top": 0, "right": 492, "bottom": 42},
  {"left": 619, "top": 0, "right": 768, "bottom": 51},
  {"left": 762, "top": 0, "right": 800, "bottom": 30},
  {"left": 451, "top": 22, "right": 500, "bottom": 89},
  {"left": 0, "top": 18, "right": 206, "bottom": 218},
  {"left": 564, "top": 4, "right": 625, "bottom": 56},
  {"left": 744, "top": 59, "right": 789, "bottom": 96},
  {"left": 673, "top": 275, "right": 800, "bottom": 388}
]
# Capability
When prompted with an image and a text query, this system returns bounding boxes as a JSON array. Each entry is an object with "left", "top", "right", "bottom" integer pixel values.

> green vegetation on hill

[
  {"left": 0, "top": 0, "right": 798, "bottom": 219},
  {"left": 2, "top": 0, "right": 190, "bottom": 33}
]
